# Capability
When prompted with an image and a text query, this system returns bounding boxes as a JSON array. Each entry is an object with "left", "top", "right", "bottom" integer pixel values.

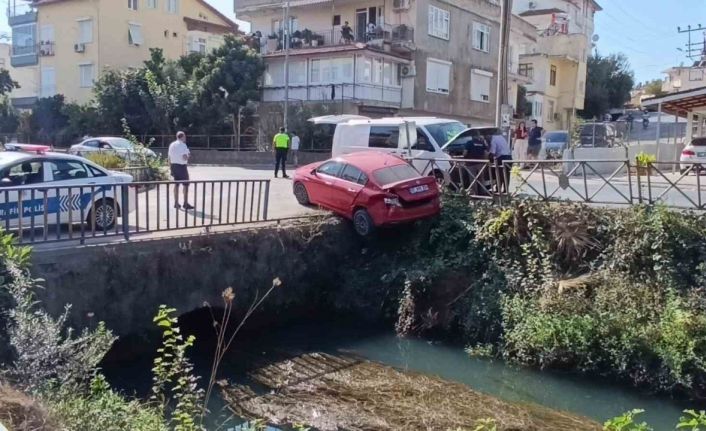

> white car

[
  {"left": 0, "top": 144, "right": 133, "bottom": 231},
  {"left": 680, "top": 137, "right": 706, "bottom": 174},
  {"left": 69, "top": 137, "right": 157, "bottom": 162}
]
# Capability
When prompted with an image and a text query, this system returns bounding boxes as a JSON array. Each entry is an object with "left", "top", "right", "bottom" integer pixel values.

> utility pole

[
  {"left": 495, "top": 0, "right": 513, "bottom": 135},
  {"left": 283, "top": 0, "right": 291, "bottom": 131},
  {"left": 677, "top": 24, "right": 706, "bottom": 60}
]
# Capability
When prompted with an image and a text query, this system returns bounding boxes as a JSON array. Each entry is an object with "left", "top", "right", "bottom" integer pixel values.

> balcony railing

[
  {"left": 12, "top": 43, "right": 35, "bottom": 57},
  {"left": 7, "top": 1, "right": 33, "bottom": 18},
  {"left": 257, "top": 24, "right": 414, "bottom": 55}
]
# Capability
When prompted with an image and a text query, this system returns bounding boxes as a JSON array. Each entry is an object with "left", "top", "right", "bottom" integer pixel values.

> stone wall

[{"left": 31, "top": 220, "right": 360, "bottom": 335}]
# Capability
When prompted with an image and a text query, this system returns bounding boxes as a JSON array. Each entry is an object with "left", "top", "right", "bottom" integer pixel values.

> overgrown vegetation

[
  {"left": 339, "top": 197, "right": 706, "bottom": 400},
  {"left": 84, "top": 152, "right": 127, "bottom": 170}
]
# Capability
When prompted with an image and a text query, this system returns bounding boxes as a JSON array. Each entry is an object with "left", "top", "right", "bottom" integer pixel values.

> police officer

[
  {"left": 462, "top": 129, "right": 489, "bottom": 194},
  {"left": 273, "top": 127, "right": 290, "bottom": 178}
]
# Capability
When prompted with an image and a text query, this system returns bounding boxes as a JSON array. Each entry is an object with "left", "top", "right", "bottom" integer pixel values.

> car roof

[
  {"left": 0, "top": 150, "right": 95, "bottom": 165},
  {"left": 332, "top": 151, "right": 408, "bottom": 172},
  {"left": 345, "top": 117, "right": 463, "bottom": 127},
  {"left": 82, "top": 136, "right": 127, "bottom": 142},
  {"left": 308, "top": 115, "right": 370, "bottom": 124}
]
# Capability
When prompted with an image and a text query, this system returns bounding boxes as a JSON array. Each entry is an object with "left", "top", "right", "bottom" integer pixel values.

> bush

[{"left": 84, "top": 152, "right": 127, "bottom": 170}]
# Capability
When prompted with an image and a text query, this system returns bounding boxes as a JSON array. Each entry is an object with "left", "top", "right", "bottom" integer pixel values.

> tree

[
  {"left": 0, "top": 69, "right": 19, "bottom": 96},
  {"left": 643, "top": 79, "right": 666, "bottom": 98},
  {"left": 192, "top": 35, "right": 265, "bottom": 134},
  {"left": 30, "top": 95, "right": 69, "bottom": 145},
  {"left": 581, "top": 52, "right": 634, "bottom": 119}
]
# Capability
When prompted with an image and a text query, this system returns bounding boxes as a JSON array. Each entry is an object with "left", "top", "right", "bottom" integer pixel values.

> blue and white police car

[{"left": 0, "top": 144, "right": 134, "bottom": 231}]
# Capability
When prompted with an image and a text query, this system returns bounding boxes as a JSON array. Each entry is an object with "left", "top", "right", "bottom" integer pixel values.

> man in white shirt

[
  {"left": 489, "top": 130, "right": 513, "bottom": 193},
  {"left": 290, "top": 131, "right": 300, "bottom": 167},
  {"left": 168, "top": 131, "right": 193, "bottom": 210}
]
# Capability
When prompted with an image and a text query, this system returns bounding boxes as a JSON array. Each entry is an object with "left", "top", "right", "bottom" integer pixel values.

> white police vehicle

[{"left": 0, "top": 144, "right": 134, "bottom": 231}]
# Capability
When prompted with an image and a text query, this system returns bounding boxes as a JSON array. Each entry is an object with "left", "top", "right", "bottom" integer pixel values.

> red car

[{"left": 292, "top": 152, "right": 440, "bottom": 235}]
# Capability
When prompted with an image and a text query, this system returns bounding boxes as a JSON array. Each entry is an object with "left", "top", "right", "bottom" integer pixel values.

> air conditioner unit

[
  {"left": 400, "top": 65, "right": 416, "bottom": 77},
  {"left": 528, "top": 1, "right": 537, "bottom": 9},
  {"left": 392, "top": 0, "right": 409, "bottom": 10},
  {"left": 74, "top": 43, "right": 86, "bottom": 53}
]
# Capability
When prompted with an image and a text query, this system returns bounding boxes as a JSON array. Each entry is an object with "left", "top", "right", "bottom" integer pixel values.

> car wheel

[
  {"left": 352, "top": 208, "right": 375, "bottom": 236},
  {"left": 293, "top": 182, "right": 310, "bottom": 205},
  {"left": 88, "top": 198, "right": 117, "bottom": 231}
]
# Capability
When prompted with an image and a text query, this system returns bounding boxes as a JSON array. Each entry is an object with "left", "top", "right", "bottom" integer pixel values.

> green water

[{"left": 104, "top": 321, "right": 700, "bottom": 430}]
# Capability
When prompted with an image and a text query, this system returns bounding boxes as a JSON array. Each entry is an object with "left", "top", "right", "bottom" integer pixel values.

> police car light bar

[{"left": 5, "top": 144, "right": 51, "bottom": 154}]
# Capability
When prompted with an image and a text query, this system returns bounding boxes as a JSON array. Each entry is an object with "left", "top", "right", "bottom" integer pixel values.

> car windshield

[
  {"left": 373, "top": 164, "right": 419, "bottom": 186},
  {"left": 580, "top": 125, "right": 606, "bottom": 136},
  {"left": 544, "top": 131, "right": 568, "bottom": 142},
  {"left": 107, "top": 138, "right": 133, "bottom": 149},
  {"left": 424, "top": 122, "right": 467, "bottom": 146},
  {"left": 692, "top": 137, "right": 706, "bottom": 146}
]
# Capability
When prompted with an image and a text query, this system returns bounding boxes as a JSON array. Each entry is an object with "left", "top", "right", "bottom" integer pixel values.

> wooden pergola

[{"left": 643, "top": 86, "right": 706, "bottom": 144}]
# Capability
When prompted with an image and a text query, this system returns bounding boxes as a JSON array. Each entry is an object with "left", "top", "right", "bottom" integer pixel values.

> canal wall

[{"left": 31, "top": 220, "right": 362, "bottom": 335}]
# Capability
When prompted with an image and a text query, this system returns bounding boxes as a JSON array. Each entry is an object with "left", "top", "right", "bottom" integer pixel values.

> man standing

[
  {"left": 168, "top": 131, "right": 193, "bottom": 210},
  {"left": 290, "top": 131, "right": 300, "bottom": 167},
  {"left": 527, "top": 119, "right": 544, "bottom": 161},
  {"left": 489, "top": 129, "right": 513, "bottom": 193},
  {"left": 273, "top": 127, "right": 290, "bottom": 178}
]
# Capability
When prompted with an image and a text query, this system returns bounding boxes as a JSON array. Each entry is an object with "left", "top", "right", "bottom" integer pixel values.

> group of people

[
  {"left": 340, "top": 21, "right": 381, "bottom": 44},
  {"left": 513, "top": 119, "right": 545, "bottom": 161}
]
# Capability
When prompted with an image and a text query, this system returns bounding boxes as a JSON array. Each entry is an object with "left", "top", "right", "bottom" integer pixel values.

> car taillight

[
  {"left": 384, "top": 195, "right": 402, "bottom": 207},
  {"left": 683, "top": 149, "right": 696, "bottom": 157}
]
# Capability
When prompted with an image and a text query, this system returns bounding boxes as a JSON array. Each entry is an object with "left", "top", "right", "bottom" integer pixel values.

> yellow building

[{"left": 7, "top": 0, "right": 237, "bottom": 107}]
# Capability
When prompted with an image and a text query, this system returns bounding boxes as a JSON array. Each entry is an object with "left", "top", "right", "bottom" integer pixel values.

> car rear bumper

[{"left": 375, "top": 197, "right": 441, "bottom": 226}]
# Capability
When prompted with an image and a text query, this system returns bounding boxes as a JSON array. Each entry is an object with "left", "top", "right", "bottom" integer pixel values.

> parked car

[
  {"left": 578, "top": 123, "right": 618, "bottom": 147},
  {"left": 69, "top": 137, "right": 157, "bottom": 162},
  {"left": 332, "top": 117, "right": 467, "bottom": 177},
  {"left": 680, "top": 137, "right": 706, "bottom": 174},
  {"left": 0, "top": 144, "right": 133, "bottom": 230},
  {"left": 542, "top": 130, "right": 569, "bottom": 159},
  {"left": 292, "top": 152, "right": 440, "bottom": 236}
]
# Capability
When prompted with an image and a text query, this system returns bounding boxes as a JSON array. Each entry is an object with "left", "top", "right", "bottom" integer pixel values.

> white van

[{"left": 331, "top": 117, "right": 467, "bottom": 176}]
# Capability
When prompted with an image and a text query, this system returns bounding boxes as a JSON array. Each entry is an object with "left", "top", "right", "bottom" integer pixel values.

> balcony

[
  {"left": 7, "top": 1, "right": 36, "bottom": 26},
  {"left": 11, "top": 43, "right": 37, "bottom": 67},
  {"left": 536, "top": 32, "right": 587, "bottom": 62},
  {"left": 256, "top": 24, "right": 414, "bottom": 57}
]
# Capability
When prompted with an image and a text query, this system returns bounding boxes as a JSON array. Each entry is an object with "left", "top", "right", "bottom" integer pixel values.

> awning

[{"left": 642, "top": 86, "right": 706, "bottom": 116}]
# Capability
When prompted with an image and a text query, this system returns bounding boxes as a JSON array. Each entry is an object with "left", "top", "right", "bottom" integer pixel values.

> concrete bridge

[{"left": 31, "top": 219, "right": 360, "bottom": 336}]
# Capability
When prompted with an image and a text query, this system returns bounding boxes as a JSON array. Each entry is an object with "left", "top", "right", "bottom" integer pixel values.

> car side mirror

[{"left": 311, "top": 169, "right": 318, "bottom": 176}]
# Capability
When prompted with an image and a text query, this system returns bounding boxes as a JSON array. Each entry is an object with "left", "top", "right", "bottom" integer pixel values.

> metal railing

[
  {"left": 411, "top": 157, "right": 706, "bottom": 211},
  {"left": 140, "top": 134, "right": 260, "bottom": 150},
  {"left": 4, "top": 179, "right": 270, "bottom": 245}
]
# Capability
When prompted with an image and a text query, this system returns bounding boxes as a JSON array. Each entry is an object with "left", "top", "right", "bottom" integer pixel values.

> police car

[{"left": 0, "top": 144, "right": 134, "bottom": 231}]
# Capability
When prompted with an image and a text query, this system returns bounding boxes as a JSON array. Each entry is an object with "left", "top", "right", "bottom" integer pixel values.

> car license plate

[
  {"left": 409, "top": 185, "right": 429, "bottom": 194},
  {"left": 698, "top": 152, "right": 706, "bottom": 157}
]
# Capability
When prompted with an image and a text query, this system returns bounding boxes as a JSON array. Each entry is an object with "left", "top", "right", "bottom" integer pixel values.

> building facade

[
  {"left": 235, "top": 0, "right": 501, "bottom": 125},
  {"left": 7, "top": 0, "right": 237, "bottom": 107},
  {"left": 511, "top": 0, "right": 600, "bottom": 131},
  {"left": 662, "top": 64, "right": 706, "bottom": 94}
]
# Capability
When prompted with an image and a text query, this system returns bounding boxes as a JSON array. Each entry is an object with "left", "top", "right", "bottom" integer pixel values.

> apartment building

[
  {"left": 7, "top": 0, "right": 237, "bottom": 107},
  {"left": 508, "top": 15, "right": 537, "bottom": 119},
  {"left": 0, "top": 43, "right": 38, "bottom": 105},
  {"left": 512, "top": 0, "right": 600, "bottom": 131},
  {"left": 235, "top": 0, "right": 501, "bottom": 125},
  {"left": 662, "top": 63, "right": 706, "bottom": 94}
]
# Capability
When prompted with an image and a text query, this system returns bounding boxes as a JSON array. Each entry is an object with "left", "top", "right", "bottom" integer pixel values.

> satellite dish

[{"left": 592, "top": 34, "right": 600, "bottom": 42}]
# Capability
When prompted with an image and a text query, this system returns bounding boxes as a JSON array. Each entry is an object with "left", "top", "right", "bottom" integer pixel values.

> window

[
  {"left": 533, "top": 101, "right": 543, "bottom": 118},
  {"left": 412, "top": 129, "right": 434, "bottom": 151},
  {"left": 77, "top": 19, "right": 93, "bottom": 44},
  {"left": 310, "top": 59, "right": 320, "bottom": 83},
  {"left": 547, "top": 100, "right": 555, "bottom": 122},
  {"left": 87, "top": 165, "right": 107, "bottom": 177},
  {"left": 470, "top": 69, "right": 492, "bottom": 103},
  {"left": 689, "top": 69, "right": 704, "bottom": 81},
  {"left": 369, "top": 126, "right": 399, "bottom": 149},
  {"left": 83, "top": 140, "right": 100, "bottom": 148},
  {"left": 333, "top": 15, "right": 341, "bottom": 26},
  {"left": 47, "top": 160, "right": 89, "bottom": 181},
  {"left": 357, "top": 56, "right": 372, "bottom": 83},
  {"left": 341, "top": 164, "right": 366, "bottom": 185},
  {"left": 373, "top": 164, "right": 419, "bottom": 186},
  {"left": 12, "top": 23, "right": 36, "bottom": 56},
  {"left": 473, "top": 22, "right": 490, "bottom": 52},
  {"left": 518, "top": 63, "right": 533, "bottom": 78},
  {"left": 426, "top": 58, "right": 450, "bottom": 94},
  {"left": 316, "top": 161, "right": 344, "bottom": 177},
  {"left": 383, "top": 61, "right": 392, "bottom": 85},
  {"left": 40, "top": 67, "right": 55, "bottom": 97},
  {"left": 128, "top": 23, "right": 144, "bottom": 45},
  {"left": 147, "top": 0, "right": 157, "bottom": 7},
  {"left": 373, "top": 58, "right": 382, "bottom": 84},
  {"left": 428, "top": 5, "right": 450, "bottom": 40},
  {"left": 550, "top": 65, "right": 557, "bottom": 86},
  {"left": 288, "top": 60, "right": 306, "bottom": 85},
  {"left": 128, "top": 0, "right": 138, "bottom": 10},
  {"left": 196, "top": 37, "right": 207, "bottom": 53},
  {"left": 0, "top": 161, "right": 44, "bottom": 186},
  {"left": 166, "top": 0, "right": 178, "bottom": 14},
  {"left": 79, "top": 63, "right": 94, "bottom": 88},
  {"left": 40, "top": 25, "right": 54, "bottom": 43}
]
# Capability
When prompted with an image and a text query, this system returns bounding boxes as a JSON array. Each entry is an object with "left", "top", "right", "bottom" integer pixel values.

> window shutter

[{"left": 428, "top": 7, "right": 434, "bottom": 36}]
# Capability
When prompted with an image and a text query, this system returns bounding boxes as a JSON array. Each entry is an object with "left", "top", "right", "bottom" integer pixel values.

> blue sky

[
  {"left": 593, "top": 0, "right": 706, "bottom": 85},
  {"left": 0, "top": 0, "right": 702, "bottom": 86}
]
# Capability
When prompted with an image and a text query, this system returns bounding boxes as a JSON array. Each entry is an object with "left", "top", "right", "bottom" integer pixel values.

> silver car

[{"left": 69, "top": 137, "right": 157, "bottom": 162}]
